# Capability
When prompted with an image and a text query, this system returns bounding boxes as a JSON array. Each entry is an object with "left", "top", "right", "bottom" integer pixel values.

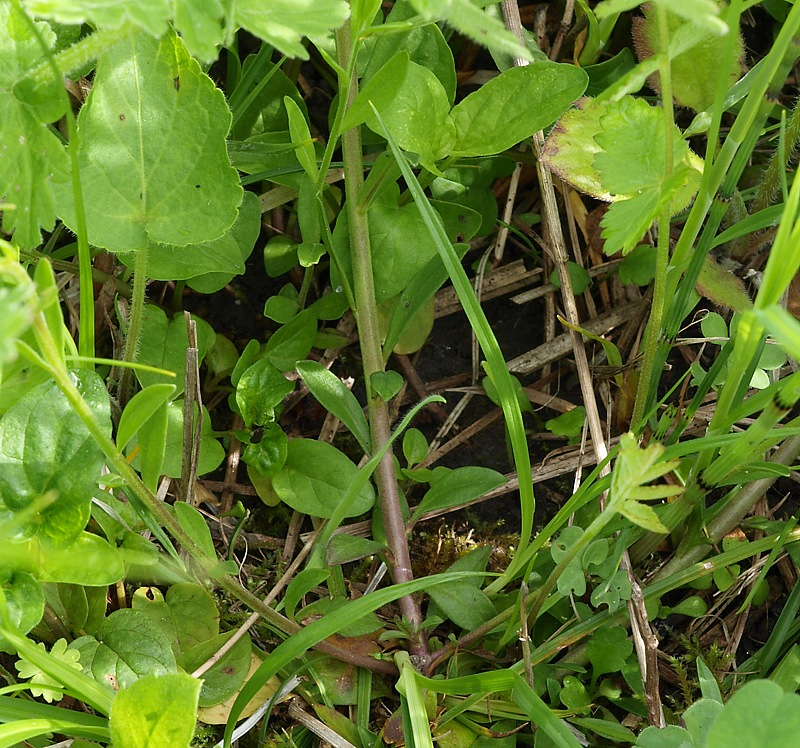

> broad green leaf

[
  {"left": 231, "top": 0, "right": 349, "bottom": 60},
  {"left": 24, "top": 0, "right": 172, "bottom": 39},
  {"left": 601, "top": 166, "right": 698, "bottom": 255},
  {"left": 71, "top": 608, "right": 177, "bottom": 690},
  {"left": 0, "top": 5, "right": 69, "bottom": 248},
  {"left": 271, "top": 438, "right": 375, "bottom": 518},
  {"left": 264, "top": 309, "right": 318, "bottom": 371},
  {"left": 683, "top": 698, "right": 723, "bottom": 748},
  {"left": 136, "top": 398, "right": 168, "bottom": 493},
  {"left": 236, "top": 358, "right": 294, "bottom": 427},
  {"left": 706, "top": 680, "right": 800, "bottom": 748},
  {"left": 0, "top": 371, "right": 110, "bottom": 547},
  {"left": 410, "top": 0, "right": 534, "bottom": 65},
  {"left": 618, "top": 244, "right": 657, "bottom": 286},
  {"left": 0, "top": 571, "right": 43, "bottom": 639},
  {"left": 121, "top": 192, "right": 261, "bottom": 285},
  {"left": 343, "top": 50, "right": 411, "bottom": 131},
  {"left": 697, "top": 255, "right": 753, "bottom": 312},
  {"left": 594, "top": 96, "right": 694, "bottom": 196},
  {"left": 451, "top": 63, "right": 587, "bottom": 158},
  {"left": 116, "top": 383, "right": 176, "bottom": 450},
  {"left": 132, "top": 582, "right": 219, "bottom": 654},
  {"left": 36, "top": 533, "right": 124, "bottom": 586},
  {"left": 176, "top": 631, "right": 251, "bottom": 707},
  {"left": 55, "top": 30, "right": 241, "bottom": 252},
  {"left": 411, "top": 466, "right": 506, "bottom": 523},
  {"left": 26, "top": 0, "right": 224, "bottom": 63},
  {"left": 128, "top": 400, "right": 223, "bottom": 479},
  {"left": 173, "top": 504, "right": 217, "bottom": 562},
  {"left": 285, "top": 97, "right": 318, "bottom": 180},
  {"left": 362, "top": 60, "right": 455, "bottom": 169},
  {"left": 361, "top": 1, "right": 456, "bottom": 104},
  {"left": 296, "top": 360, "right": 371, "bottom": 454},
  {"left": 135, "top": 305, "right": 216, "bottom": 395},
  {"left": 633, "top": 1, "right": 740, "bottom": 112},
  {"left": 109, "top": 672, "right": 201, "bottom": 748},
  {"left": 542, "top": 97, "right": 702, "bottom": 207},
  {"left": 241, "top": 423, "right": 288, "bottom": 478},
  {"left": 587, "top": 625, "right": 633, "bottom": 682}
]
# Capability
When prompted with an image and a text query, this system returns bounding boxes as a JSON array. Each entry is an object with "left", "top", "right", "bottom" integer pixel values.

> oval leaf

[{"left": 271, "top": 439, "right": 375, "bottom": 518}]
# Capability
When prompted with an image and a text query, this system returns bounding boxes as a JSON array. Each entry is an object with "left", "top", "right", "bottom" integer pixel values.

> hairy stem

[{"left": 335, "top": 24, "right": 427, "bottom": 659}]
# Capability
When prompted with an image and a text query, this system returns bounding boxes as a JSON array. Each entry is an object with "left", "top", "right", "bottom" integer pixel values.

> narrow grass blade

[{"left": 371, "top": 105, "right": 534, "bottom": 589}]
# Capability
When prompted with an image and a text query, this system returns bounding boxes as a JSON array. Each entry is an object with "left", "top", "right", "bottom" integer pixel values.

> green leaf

[
  {"left": 451, "top": 62, "right": 587, "bottom": 158},
  {"left": 0, "top": 5, "right": 69, "bottom": 248},
  {"left": 402, "top": 428, "right": 428, "bottom": 467},
  {"left": 594, "top": 96, "right": 693, "bottom": 196},
  {"left": 176, "top": 631, "right": 251, "bottom": 707},
  {"left": 587, "top": 625, "right": 633, "bottom": 682},
  {"left": 241, "top": 423, "right": 288, "bottom": 478},
  {"left": 129, "top": 401, "right": 224, "bottom": 479},
  {"left": 634, "top": 2, "right": 741, "bottom": 112},
  {"left": 701, "top": 311, "right": 729, "bottom": 341},
  {"left": 71, "top": 608, "right": 177, "bottom": 690},
  {"left": 427, "top": 582, "right": 496, "bottom": 630},
  {"left": 370, "top": 370, "right": 404, "bottom": 401},
  {"left": 0, "top": 571, "right": 43, "bottom": 639},
  {"left": 697, "top": 255, "right": 753, "bottom": 312},
  {"left": 0, "top": 371, "right": 110, "bottom": 547},
  {"left": 116, "top": 383, "right": 177, "bottom": 451},
  {"left": 545, "top": 407, "right": 586, "bottom": 441},
  {"left": 132, "top": 582, "right": 219, "bottom": 654},
  {"left": 343, "top": 50, "right": 411, "bottom": 131},
  {"left": 109, "top": 672, "right": 201, "bottom": 748},
  {"left": 590, "top": 568, "right": 632, "bottom": 611},
  {"left": 618, "top": 244, "right": 658, "bottom": 286},
  {"left": 121, "top": 192, "right": 261, "bottom": 285},
  {"left": 55, "top": 30, "right": 241, "bottom": 252},
  {"left": 706, "top": 680, "right": 800, "bottom": 748},
  {"left": 326, "top": 535, "right": 386, "bottom": 566},
  {"left": 411, "top": 467, "right": 506, "bottom": 523},
  {"left": 543, "top": 97, "right": 702, "bottom": 209},
  {"left": 618, "top": 499, "right": 668, "bottom": 534},
  {"left": 271, "top": 438, "right": 375, "bottom": 518},
  {"left": 264, "top": 309, "right": 317, "bottom": 371},
  {"left": 362, "top": 60, "right": 455, "bottom": 169},
  {"left": 284, "top": 568, "right": 331, "bottom": 620},
  {"left": 296, "top": 360, "right": 371, "bottom": 454},
  {"left": 173, "top": 504, "right": 217, "bottom": 561},
  {"left": 236, "top": 358, "right": 294, "bottom": 427},
  {"left": 134, "top": 305, "right": 216, "bottom": 395},
  {"left": 361, "top": 2, "right": 456, "bottom": 104},
  {"left": 36, "top": 533, "right": 124, "bottom": 586},
  {"left": 232, "top": 0, "right": 349, "bottom": 60},
  {"left": 410, "top": 0, "right": 534, "bottom": 65},
  {"left": 549, "top": 261, "right": 591, "bottom": 294},
  {"left": 285, "top": 96, "right": 318, "bottom": 180}
]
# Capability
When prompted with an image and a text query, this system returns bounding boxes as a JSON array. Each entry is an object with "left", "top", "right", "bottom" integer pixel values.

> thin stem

[
  {"left": 12, "top": 1, "right": 94, "bottom": 365},
  {"left": 335, "top": 24, "right": 427, "bottom": 657},
  {"left": 631, "top": 3, "right": 675, "bottom": 428},
  {"left": 117, "top": 246, "right": 148, "bottom": 406},
  {"left": 22, "top": 263, "right": 396, "bottom": 676}
]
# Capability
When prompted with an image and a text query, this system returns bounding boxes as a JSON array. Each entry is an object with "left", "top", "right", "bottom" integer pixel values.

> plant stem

[
  {"left": 117, "top": 245, "right": 148, "bottom": 407},
  {"left": 13, "top": 0, "right": 95, "bottom": 365},
  {"left": 631, "top": 3, "right": 675, "bottom": 429},
  {"left": 335, "top": 24, "right": 427, "bottom": 659}
]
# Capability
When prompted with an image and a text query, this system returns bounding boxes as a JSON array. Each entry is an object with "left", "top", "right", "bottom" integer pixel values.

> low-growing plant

[{"left": 1, "top": 0, "right": 800, "bottom": 747}]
